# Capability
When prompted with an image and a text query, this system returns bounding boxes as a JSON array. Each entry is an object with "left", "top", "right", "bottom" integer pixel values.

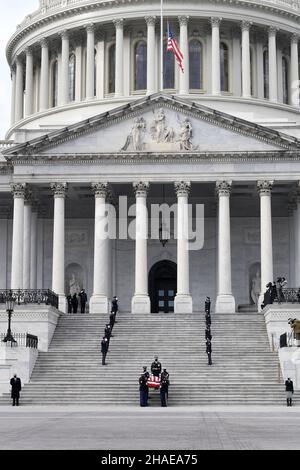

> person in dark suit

[
  {"left": 206, "top": 340, "right": 212, "bottom": 365},
  {"left": 285, "top": 378, "right": 294, "bottom": 406},
  {"left": 101, "top": 337, "right": 108, "bottom": 365},
  {"left": 67, "top": 294, "right": 72, "bottom": 313},
  {"left": 71, "top": 293, "right": 78, "bottom": 313},
  {"left": 109, "top": 312, "right": 116, "bottom": 331},
  {"left": 79, "top": 289, "right": 88, "bottom": 313},
  {"left": 111, "top": 297, "right": 119, "bottom": 314},
  {"left": 139, "top": 374, "right": 148, "bottom": 407},
  {"left": 10, "top": 374, "right": 21, "bottom": 406},
  {"left": 160, "top": 377, "right": 169, "bottom": 407},
  {"left": 151, "top": 356, "right": 162, "bottom": 377}
]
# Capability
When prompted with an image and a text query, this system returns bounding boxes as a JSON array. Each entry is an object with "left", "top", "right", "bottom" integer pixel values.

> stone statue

[
  {"left": 121, "top": 117, "right": 146, "bottom": 151},
  {"left": 150, "top": 108, "right": 174, "bottom": 143},
  {"left": 250, "top": 270, "right": 261, "bottom": 305},
  {"left": 69, "top": 273, "right": 81, "bottom": 296},
  {"left": 179, "top": 118, "right": 195, "bottom": 151}
]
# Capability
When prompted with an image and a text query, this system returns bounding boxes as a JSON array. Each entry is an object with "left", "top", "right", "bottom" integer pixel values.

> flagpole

[{"left": 160, "top": 0, "right": 163, "bottom": 91}]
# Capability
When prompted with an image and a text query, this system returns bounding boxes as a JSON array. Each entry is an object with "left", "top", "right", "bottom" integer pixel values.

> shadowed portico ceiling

[{"left": 3, "top": 94, "right": 300, "bottom": 162}]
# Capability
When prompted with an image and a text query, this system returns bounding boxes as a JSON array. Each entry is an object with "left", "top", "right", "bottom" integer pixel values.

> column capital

[
  {"left": 25, "top": 47, "right": 33, "bottom": 57},
  {"left": 51, "top": 182, "right": 68, "bottom": 198},
  {"left": 86, "top": 23, "right": 95, "bottom": 34},
  {"left": 211, "top": 17, "right": 222, "bottom": 27},
  {"left": 291, "top": 33, "right": 300, "bottom": 44},
  {"left": 257, "top": 180, "right": 273, "bottom": 195},
  {"left": 145, "top": 16, "right": 156, "bottom": 27},
  {"left": 60, "top": 30, "right": 69, "bottom": 40},
  {"left": 178, "top": 16, "right": 189, "bottom": 27},
  {"left": 40, "top": 37, "right": 49, "bottom": 48},
  {"left": 11, "top": 183, "right": 26, "bottom": 199},
  {"left": 216, "top": 181, "right": 232, "bottom": 196},
  {"left": 133, "top": 181, "right": 149, "bottom": 197},
  {"left": 268, "top": 26, "right": 278, "bottom": 36},
  {"left": 241, "top": 20, "right": 252, "bottom": 32},
  {"left": 113, "top": 18, "right": 124, "bottom": 29},
  {"left": 24, "top": 189, "right": 33, "bottom": 205},
  {"left": 15, "top": 56, "right": 24, "bottom": 66},
  {"left": 174, "top": 181, "right": 191, "bottom": 197},
  {"left": 91, "top": 182, "right": 109, "bottom": 198}
]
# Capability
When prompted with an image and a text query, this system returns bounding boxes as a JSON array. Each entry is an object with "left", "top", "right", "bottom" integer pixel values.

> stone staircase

[{"left": 0, "top": 312, "right": 295, "bottom": 405}]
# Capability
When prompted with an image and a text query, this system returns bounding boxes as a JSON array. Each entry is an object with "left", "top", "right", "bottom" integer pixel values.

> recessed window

[
  {"left": 108, "top": 44, "right": 116, "bottom": 94},
  {"left": 220, "top": 42, "right": 229, "bottom": 92},
  {"left": 134, "top": 41, "right": 147, "bottom": 91},
  {"left": 189, "top": 39, "right": 202, "bottom": 90},
  {"left": 68, "top": 53, "right": 76, "bottom": 102}
]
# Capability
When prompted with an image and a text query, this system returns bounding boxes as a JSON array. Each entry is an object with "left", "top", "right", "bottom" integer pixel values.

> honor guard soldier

[
  {"left": 205, "top": 296, "right": 211, "bottom": 314},
  {"left": 109, "top": 311, "right": 116, "bottom": 331},
  {"left": 139, "top": 374, "right": 148, "bottom": 407},
  {"left": 205, "top": 312, "right": 211, "bottom": 327},
  {"left": 67, "top": 294, "right": 72, "bottom": 314},
  {"left": 111, "top": 296, "right": 119, "bottom": 314},
  {"left": 206, "top": 339, "right": 212, "bottom": 365},
  {"left": 101, "top": 337, "right": 108, "bottom": 365},
  {"left": 104, "top": 324, "right": 112, "bottom": 349},
  {"left": 10, "top": 374, "right": 22, "bottom": 406},
  {"left": 79, "top": 289, "right": 88, "bottom": 314},
  {"left": 151, "top": 356, "right": 162, "bottom": 377},
  {"left": 160, "top": 377, "right": 169, "bottom": 407},
  {"left": 205, "top": 326, "right": 212, "bottom": 341}
]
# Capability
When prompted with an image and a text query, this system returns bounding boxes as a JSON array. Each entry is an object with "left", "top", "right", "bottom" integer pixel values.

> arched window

[
  {"left": 282, "top": 57, "right": 289, "bottom": 104},
  {"left": 263, "top": 50, "right": 269, "bottom": 99},
  {"left": 164, "top": 40, "right": 175, "bottom": 89},
  {"left": 189, "top": 39, "right": 203, "bottom": 90},
  {"left": 51, "top": 60, "right": 58, "bottom": 108},
  {"left": 220, "top": 42, "right": 229, "bottom": 92},
  {"left": 134, "top": 41, "right": 147, "bottom": 91},
  {"left": 68, "top": 53, "right": 76, "bottom": 102},
  {"left": 108, "top": 44, "right": 115, "bottom": 94}
]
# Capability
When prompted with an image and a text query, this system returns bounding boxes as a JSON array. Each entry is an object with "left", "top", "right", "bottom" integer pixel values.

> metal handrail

[
  {"left": 0, "top": 333, "right": 38, "bottom": 349},
  {"left": 0, "top": 289, "right": 59, "bottom": 309}
]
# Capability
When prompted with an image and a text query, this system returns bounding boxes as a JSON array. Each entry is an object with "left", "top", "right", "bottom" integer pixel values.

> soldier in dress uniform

[
  {"left": 139, "top": 374, "right": 148, "bottom": 407},
  {"left": 111, "top": 297, "right": 119, "bottom": 314},
  {"left": 160, "top": 376, "right": 169, "bottom": 407},
  {"left": 205, "top": 312, "right": 211, "bottom": 327},
  {"left": 79, "top": 289, "right": 88, "bottom": 313},
  {"left": 109, "top": 311, "right": 116, "bottom": 331},
  {"left": 206, "top": 339, "right": 212, "bottom": 365},
  {"left": 101, "top": 337, "right": 108, "bottom": 365},
  {"left": 10, "top": 374, "right": 21, "bottom": 406},
  {"left": 205, "top": 326, "right": 212, "bottom": 341},
  {"left": 67, "top": 294, "right": 72, "bottom": 313},
  {"left": 205, "top": 296, "right": 211, "bottom": 314},
  {"left": 151, "top": 356, "right": 162, "bottom": 377},
  {"left": 71, "top": 293, "right": 78, "bottom": 313},
  {"left": 104, "top": 324, "right": 112, "bottom": 350}
]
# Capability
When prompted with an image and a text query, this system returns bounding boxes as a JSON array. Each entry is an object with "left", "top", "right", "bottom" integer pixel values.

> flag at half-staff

[{"left": 167, "top": 22, "right": 184, "bottom": 73}]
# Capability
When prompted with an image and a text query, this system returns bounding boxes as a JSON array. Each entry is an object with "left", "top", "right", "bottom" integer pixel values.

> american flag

[{"left": 167, "top": 23, "right": 184, "bottom": 73}]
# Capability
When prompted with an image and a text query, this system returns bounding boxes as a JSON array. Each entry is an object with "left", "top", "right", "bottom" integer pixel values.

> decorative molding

[
  {"left": 216, "top": 180, "right": 232, "bottom": 196},
  {"left": 257, "top": 180, "right": 274, "bottom": 195},
  {"left": 50, "top": 182, "right": 68, "bottom": 198},
  {"left": 11, "top": 183, "right": 26, "bottom": 198},
  {"left": 24, "top": 188, "right": 33, "bottom": 205},
  {"left": 91, "top": 182, "right": 109, "bottom": 198},
  {"left": 133, "top": 181, "right": 149, "bottom": 197},
  {"left": 66, "top": 229, "right": 89, "bottom": 246},
  {"left": 174, "top": 181, "right": 191, "bottom": 197}
]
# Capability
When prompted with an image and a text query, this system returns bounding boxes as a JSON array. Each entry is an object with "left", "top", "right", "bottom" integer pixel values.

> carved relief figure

[
  {"left": 69, "top": 272, "right": 81, "bottom": 296},
  {"left": 250, "top": 270, "right": 261, "bottom": 306},
  {"left": 150, "top": 108, "right": 175, "bottom": 143},
  {"left": 121, "top": 117, "right": 146, "bottom": 151},
  {"left": 178, "top": 118, "right": 196, "bottom": 151}
]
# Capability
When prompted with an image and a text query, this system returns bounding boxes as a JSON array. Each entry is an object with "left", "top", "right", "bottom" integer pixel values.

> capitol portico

[{"left": 1, "top": 0, "right": 300, "bottom": 315}]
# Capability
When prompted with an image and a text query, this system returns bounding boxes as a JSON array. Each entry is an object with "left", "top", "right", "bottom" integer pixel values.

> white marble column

[
  {"left": 96, "top": 33, "right": 105, "bottom": 99},
  {"left": 90, "top": 183, "right": 110, "bottom": 314},
  {"left": 132, "top": 182, "right": 150, "bottom": 314},
  {"left": 145, "top": 16, "right": 156, "bottom": 95},
  {"left": 215, "top": 181, "right": 236, "bottom": 313},
  {"left": 25, "top": 48, "right": 34, "bottom": 117},
  {"left": 11, "top": 183, "right": 26, "bottom": 290},
  {"left": 60, "top": 31, "right": 70, "bottom": 105},
  {"left": 30, "top": 204, "right": 38, "bottom": 290},
  {"left": 211, "top": 17, "right": 221, "bottom": 96},
  {"left": 23, "top": 191, "right": 32, "bottom": 290},
  {"left": 241, "top": 21, "right": 252, "bottom": 98},
  {"left": 268, "top": 27, "right": 278, "bottom": 102},
  {"left": 15, "top": 58, "right": 24, "bottom": 122},
  {"left": 256, "top": 35, "right": 264, "bottom": 100},
  {"left": 113, "top": 18, "right": 124, "bottom": 98},
  {"left": 232, "top": 29, "right": 242, "bottom": 97},
  {"left": 294, "top": 186, "right": 300, "bottom": 286},
  {"left": 179, "top": 16, "right": 189, "bottom": 95},
  {"left": 257, "top": 180, "right": 274, "bottom": 310},
  {"left": 51, "top": 183, "right": 67, "bottom": 313},
  {"left": 10, "top": 65, "right": 16, "bottom": 126},
  {"left": 40, "top": 39, "right": 49, "bottom": 111},
  {"left": 290, "top": 34, "right": 299, "bottom": 107},
  {"left": 75, "top": 44, "right": 82, "bottom": 102},
  {"left": 174, "top": 182, "right": 193, "bottom": 313},
  {"left": 86, "top": 23, "right": 95, "bottom": 100}
]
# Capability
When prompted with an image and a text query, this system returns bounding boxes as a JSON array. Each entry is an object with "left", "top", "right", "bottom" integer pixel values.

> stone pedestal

[
  {"left": 215, "top": 294, "right": 236, "bottom": 314},
  {"left": 89, "top": 295, "right": 109, "bottom": 315},
  {"left": 131, "top": 295, "right": 151, "bottom": 314},
  {"left": 174, "top": 294, "right": 193, "bottom": 314}
]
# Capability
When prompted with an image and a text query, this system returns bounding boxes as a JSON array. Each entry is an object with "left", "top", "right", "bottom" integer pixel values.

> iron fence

[
  {"left": 0, "top": 333, "right": 38, "bottom": 349},
  {"left": 0, "top": 289, "right": 59, "bottom": 309}
]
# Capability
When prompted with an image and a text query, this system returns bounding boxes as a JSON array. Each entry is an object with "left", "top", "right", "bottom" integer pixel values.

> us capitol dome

[{"left": 5, "top": 0, "right": 300, "bottom": 140}]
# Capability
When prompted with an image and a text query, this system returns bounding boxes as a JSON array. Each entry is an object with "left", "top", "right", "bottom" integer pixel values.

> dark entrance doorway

[{"left": 149, "top": 260, "right": 177, "bottom": 313}]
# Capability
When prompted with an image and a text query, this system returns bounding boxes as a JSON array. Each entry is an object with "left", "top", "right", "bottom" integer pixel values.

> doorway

[{"left": 149, "top": 260, "right": 177, "bottom": 313}]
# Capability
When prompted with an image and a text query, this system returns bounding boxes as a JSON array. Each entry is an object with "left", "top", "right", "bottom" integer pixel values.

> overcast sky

[{"left": 0, "top": 1, "right": 38, "bottom": 139}]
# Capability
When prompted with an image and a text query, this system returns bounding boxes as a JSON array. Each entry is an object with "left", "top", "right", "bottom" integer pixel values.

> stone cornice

[
  {"left": 4, "top": 94, "right": 300, "bottom": 159},
  {"left": 6, "top": 0, "right": 300, "bottom": 63}
]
